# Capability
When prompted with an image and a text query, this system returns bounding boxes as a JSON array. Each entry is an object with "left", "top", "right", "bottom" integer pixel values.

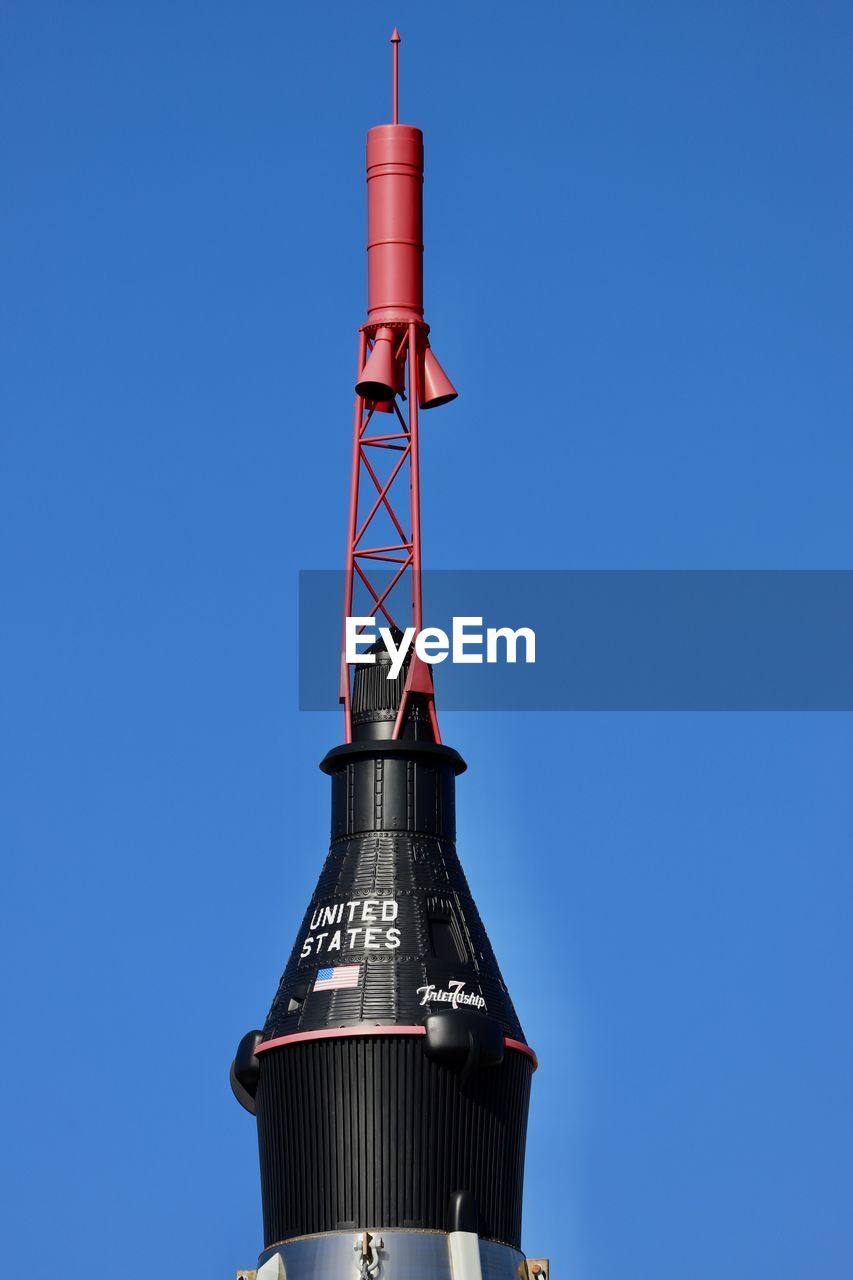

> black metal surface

[
  {"left": 262, "top": 737, "right": 525, "bottom": 1042},
  {"left": 256, "top": 1035, "right": 532, "bottom": 1248}
]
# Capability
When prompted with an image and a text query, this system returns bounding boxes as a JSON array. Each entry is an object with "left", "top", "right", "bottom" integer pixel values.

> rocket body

[
  {"left": 234, "top": 662, "right": 536, "bottom": 1274},
  {"left": 231, "top": 36, "right": 539, "bottom": 1280}
]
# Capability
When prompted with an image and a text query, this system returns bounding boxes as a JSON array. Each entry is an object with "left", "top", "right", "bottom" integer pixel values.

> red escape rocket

[{"left": 230, "top": 33, "right": 546, "bottom": 1280}]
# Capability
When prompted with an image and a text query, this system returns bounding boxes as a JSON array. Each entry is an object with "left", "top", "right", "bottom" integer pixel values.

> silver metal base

[{"left": 256, "top": 1229, "right": 526, "bottom": 1280}]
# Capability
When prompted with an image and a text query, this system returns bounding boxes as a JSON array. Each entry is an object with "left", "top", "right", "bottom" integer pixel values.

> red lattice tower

[{"left": 340, "top": 30, "right": 457, "bottom": 743}]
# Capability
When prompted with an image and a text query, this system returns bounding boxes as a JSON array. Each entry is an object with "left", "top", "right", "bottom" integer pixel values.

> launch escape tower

[{"left": 231, "top": 34, "right": 541, "bottom": 1280}]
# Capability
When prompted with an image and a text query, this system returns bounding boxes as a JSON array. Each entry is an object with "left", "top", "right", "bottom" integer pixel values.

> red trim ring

[
  {"left": 254, "top": 1025, "right": 538, "bottom": 1071},
  {"left": 504, "top": 1036, "right": 538, "bottom": 1068}
]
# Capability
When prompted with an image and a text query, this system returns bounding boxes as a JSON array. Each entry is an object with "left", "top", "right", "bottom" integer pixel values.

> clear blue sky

[{"left": 2, "top": 3, "right": 852, "bottom": 1277}]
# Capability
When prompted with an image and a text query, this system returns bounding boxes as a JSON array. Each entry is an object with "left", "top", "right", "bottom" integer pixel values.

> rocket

[{"left": 231, "top": 32, "right": 544, "bottom": 1280}]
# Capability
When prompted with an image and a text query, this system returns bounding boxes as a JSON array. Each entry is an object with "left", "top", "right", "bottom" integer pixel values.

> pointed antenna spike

[{"left": 390, "top": 28, "right": 400, "bottom": 124}]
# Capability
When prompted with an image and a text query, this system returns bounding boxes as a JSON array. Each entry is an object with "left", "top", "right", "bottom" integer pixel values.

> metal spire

[{"left": 391, "top": 28, "right": 400, "bottom": 124}]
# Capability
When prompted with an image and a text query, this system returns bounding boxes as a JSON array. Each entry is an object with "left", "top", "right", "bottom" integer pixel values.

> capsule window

[{"left": 426, "top": 896, "right": 467, "bottom": 962}]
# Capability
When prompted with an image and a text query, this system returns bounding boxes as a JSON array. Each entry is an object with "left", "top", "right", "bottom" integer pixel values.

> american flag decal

[{"left": 313, "top": 964, "right": 361, "bottom": 992}]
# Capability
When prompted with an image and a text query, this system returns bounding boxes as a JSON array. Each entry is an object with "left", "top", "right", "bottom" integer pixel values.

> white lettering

[
  {"left": 344, "top": 617, "right": 537, "bottom": 676},
  {"left": 415, "top": 627, "right": 450, "bottom": 664},
  {"left": 299, "top": 899, "right": 403, "bottom": 959},
  {"left": 346, "top": 617, "right": 377, "bottom": 664},
  {"left": 415, "top": 979, "right": 486, "bottom": 1012},
  {"left": 486, "top": 626, "right": 536, "bottom": 664},
  {"left": 453, "top": 616, "right": 484, "bottom": 664},
  {"left": 379, "top": 625, "right": 417, "bottom": 681}
]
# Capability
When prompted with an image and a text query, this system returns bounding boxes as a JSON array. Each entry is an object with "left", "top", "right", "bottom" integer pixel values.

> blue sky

[{"left": 2, "top": 3, "right": 852, "bottom": 1278}]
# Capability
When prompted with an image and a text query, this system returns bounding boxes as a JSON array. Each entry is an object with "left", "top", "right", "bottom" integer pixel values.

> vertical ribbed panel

[
  {"left": 256, "top": 1038, "right": 532, "bottom": 1250},
  {"left": 352, "top": 658, "right": 406, "bottom": 720}
]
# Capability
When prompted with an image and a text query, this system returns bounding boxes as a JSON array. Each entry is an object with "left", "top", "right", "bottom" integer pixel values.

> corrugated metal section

[
  {"left": 352, "top": 658, "right": 406, "bottom": 720},
  {"left": 256, "top": 1037, "right": 532, "bottom": 1249}
]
